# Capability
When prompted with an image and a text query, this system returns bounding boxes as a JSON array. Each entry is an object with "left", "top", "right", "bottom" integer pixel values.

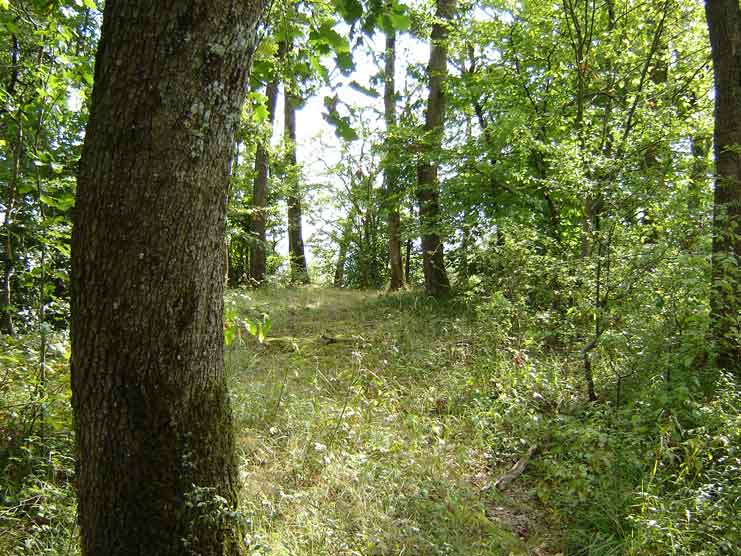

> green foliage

[
  {"left": 222, "top": 286, "right": 736, "bottom": 556},
  {"left": 0, "top": 332, "right": 78, "bottom": 555},
  {"left": 1, "top": 0, "right": 97, "bottom": 333},
  {"left": 225, "top": 290, "right": 273, "bottom": 346},
  {"left": 626, "top": 375, "right": 741, "bottom": 555}
]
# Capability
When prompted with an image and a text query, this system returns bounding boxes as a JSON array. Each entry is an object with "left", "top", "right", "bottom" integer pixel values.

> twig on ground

[{"left": 494, "top": 445, "right": 539, "bottom": 491}]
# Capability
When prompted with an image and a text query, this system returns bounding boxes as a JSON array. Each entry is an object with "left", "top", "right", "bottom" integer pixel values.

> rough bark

[
  {"left": 249, "top": 77, "right": 280, "bottom": 285},
  {"left": 416, "top": 0, "right": 454, "bottom": 297},
  {"left": 706, "top": 0, "right": 741, "bottom": 373},
  {"left": 284, "top": 85, "right": 309, "bottom": 284},
  {"left": 383, "top": 31, "right": 405, "bottom": 292},
  {"left": 71, "top": 2, "right": 264, "bottom": 555}
]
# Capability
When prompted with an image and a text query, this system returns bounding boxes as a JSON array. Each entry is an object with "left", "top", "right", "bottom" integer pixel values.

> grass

[
  {"left": 2, "top": 285, "right": 735, "bottom": 555},
  {"left": 226, "top": 287, "right": 560, "bottom": 556}
]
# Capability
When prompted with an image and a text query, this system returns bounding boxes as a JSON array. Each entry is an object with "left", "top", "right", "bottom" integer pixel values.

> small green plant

[{"left": 224, "top": 290, "right": 272, "bottom": 346}]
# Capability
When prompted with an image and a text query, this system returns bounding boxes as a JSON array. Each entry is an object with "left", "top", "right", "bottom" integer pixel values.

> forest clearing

[{"left": 1, "top": 0, "right": 739, "bottom": 554}]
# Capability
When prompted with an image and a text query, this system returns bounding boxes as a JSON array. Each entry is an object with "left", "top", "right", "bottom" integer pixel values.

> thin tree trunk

[
  {"left": 334, "top": 214, "right": 354, "bottom": 288},
  {"left": 383, "top": 31, "right": 405, "bottom": 291},
  {"left": 643, "top": 34, "right": 668, "bottom": 174},
  {"left": 689, "top": 133, "right": 710, "bottom": 214},
  {"left": 1, "top": 35, "right": 20, "bottom": 336},
  {"left": 249, "top": 77, "right": 280, "bottom": 285},
  {"left": 459, "top": 219, "right": 470, "bottom": 283},
  {"left": 284, "top": 85, "right": 309, "bottom": 284},
  {"left": 405, "top": 238, "right": 413, "bottom": 282},
  {"left": 1, "top": 115, "right": 21, "bottom": 336},
  {"left": 71, "top": 2, "right": 264, "bottom": 554},
  {"left": 706, "top": 0, "right": 741, "bottom": 373},
  {"left": 416, "top": 0, "right": 454, "bottom": 297}
]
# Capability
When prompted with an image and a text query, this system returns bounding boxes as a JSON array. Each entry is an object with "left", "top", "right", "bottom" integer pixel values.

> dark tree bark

[
  {"left": 383, "top": 31, "right": 405, "bottom": 292},
  {"left": 249, "top": 77, "right": 280, "bottom": 286},
  {"left": 416, "top": 0, "right": 454, "bottom": 297},
  {"left": 706, "top": 0, "right": 741, "bottom": 373},
  {"left": 284, "top": 85, "right": 309, "bottom": 284},
  {"left": 71, "top": 2, "right": 264, "bottom": 555}
]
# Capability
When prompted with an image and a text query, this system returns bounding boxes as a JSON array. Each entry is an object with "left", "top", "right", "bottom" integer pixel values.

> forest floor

[
  {"left": 2, "top": 286, "right": 736, "bottom": 555},
  {"left": 227, "top": 287, "right": 563, "bottom": 556}
]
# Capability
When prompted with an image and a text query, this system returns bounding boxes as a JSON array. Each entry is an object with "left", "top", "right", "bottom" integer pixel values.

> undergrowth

[
  {"left": 0, "top": 332, "right": 78, "bottom": 555},
  {"left": 0, "top": 286, "right": 737, "bottom": 555},
  {"left": 226, "top": 287, "right": 739, "bottom": 556}
]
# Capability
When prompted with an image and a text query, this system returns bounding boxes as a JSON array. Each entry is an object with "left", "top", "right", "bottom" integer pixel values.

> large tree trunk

[
  {"left": 706, "top": 0, "right": 741, "bottom": 373},
  {"left": 71, "top": 2, "right": 263, "bottom": 555},
  {"left": 284, "top": 85, "right": 309, "bottom": 284},
  {"left": 416, "top": 0, "right": 454, "bottom": 297},
  {"left": 383, "top": 31, "right": 405, "bottom": 292},
  {"left": 249, "top": 77, "right": 280, "bottom": 286}
]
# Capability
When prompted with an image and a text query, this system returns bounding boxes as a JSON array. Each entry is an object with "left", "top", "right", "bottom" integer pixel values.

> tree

[
  {"left": 70, "top": 2, "right": 264, "bottom": 554},
  {"left": 417, "top": 0, "right": 454, "bottom": 297},
  {"left": 706, "top": 0, "right": 741, "bottom": 373},
  {"left": 383, "top": 29, "right": 405, "bottom": 291},
  {"left": 250, "top": 76, "right": 280, "bottom": 285},
  {"left": 285, "top": 80, "right": 310, "bottom": 284}
]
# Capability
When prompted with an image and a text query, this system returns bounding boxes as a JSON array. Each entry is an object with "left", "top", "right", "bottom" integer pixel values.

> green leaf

[
  {"left": 335, "top": 0, "right": 363, "bottom": 24},
  {"left": 335, "top": 115, "right": 359, "bottom": 141},
  {"left": 224, "top": 326, "right": 235, "bottom": 347},
  {"left": 389, "top": 12, "right": 411, "bottom": 32},
  {"left": 336, "top": 51, "right": 355, "bottom": 74},
  {"left": 254, "top": 39, "right": 278, "bottom": 60},
  {"left": 0, "top": 0, "right": 9, "bottom": 10},
  {"left": 349, "top": 80, "right": 379, "bottom": 98},
  {"left": 83, "top": 0, "right": 97, "bottom": 9},
  {"left": 262, "top": 315, "right": 272, "bottom": 336},
  {"left": 310, "top": 23, "right": 350, "bottom": 54},
  {"left": 310, "top": 56, "right": 330, "bottom": 83},
  {"left": 17, "top": 182, "right": 35, "bottom": 195},
  {"left": 40, "top": 193, "right": 75, "bottom": 212},
  {"left": 252, "top": 104, "right": 269, "bottom": 124},
  {"left": 56, "top": 193, "right": 76, "bottom": 211}
]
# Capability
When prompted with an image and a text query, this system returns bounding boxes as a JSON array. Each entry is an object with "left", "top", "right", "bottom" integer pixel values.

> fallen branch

[
  {"left": 320, "top": 334, "right": 361, "bottom": 345},
  {"left": 494, "top": 445, "right": 539, "bottom": 491}
]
